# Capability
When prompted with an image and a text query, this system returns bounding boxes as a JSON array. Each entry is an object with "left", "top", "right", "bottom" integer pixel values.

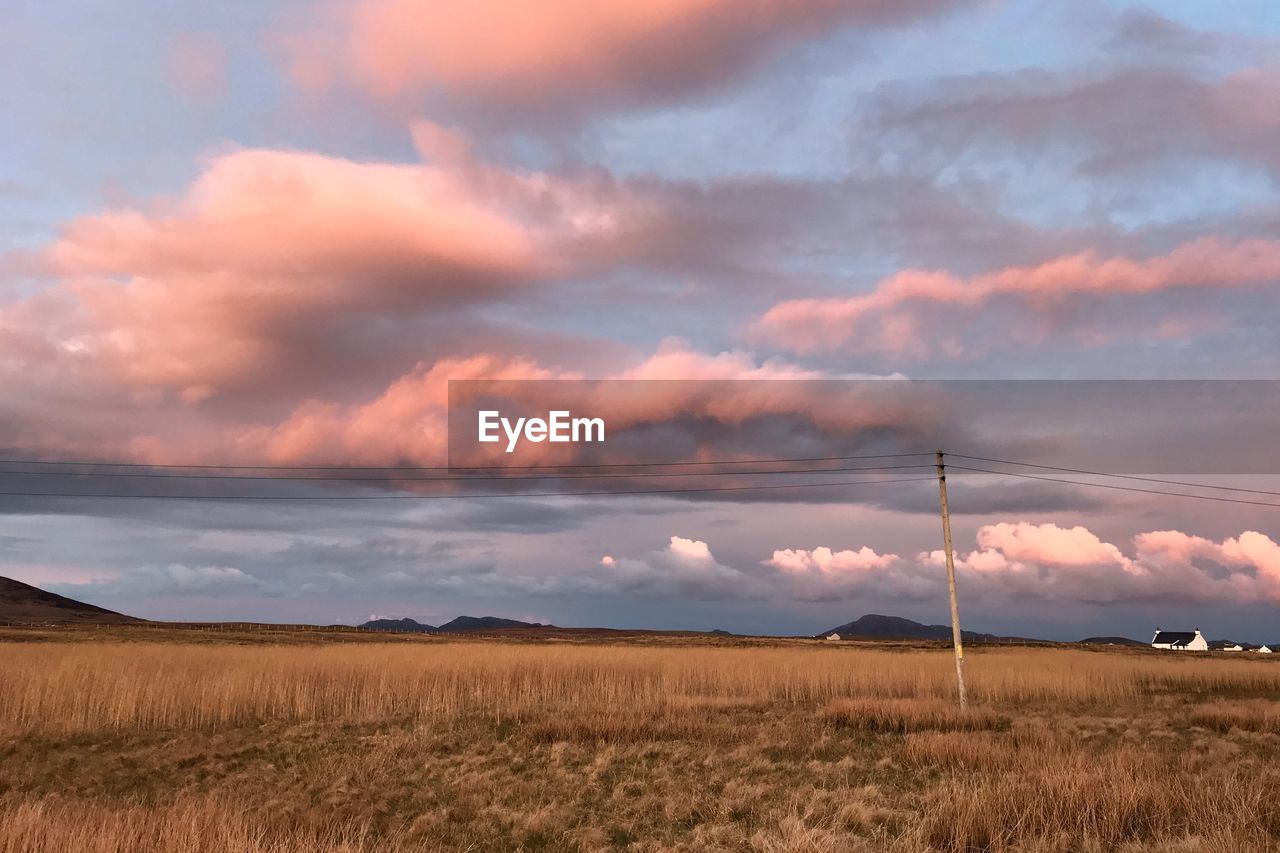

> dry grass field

[{"left": 2, "top": 631, "right": 1279, "bottom": 852}]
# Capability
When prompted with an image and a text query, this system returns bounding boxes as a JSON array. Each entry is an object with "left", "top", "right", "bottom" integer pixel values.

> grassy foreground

[{"left": 2, "top": 632, "right": 1279, "bottom": 852}]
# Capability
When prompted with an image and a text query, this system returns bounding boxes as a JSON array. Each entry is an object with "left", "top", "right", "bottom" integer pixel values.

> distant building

[
  {"left": 825, "top": 633, "right": 841, "bottom": 641},
  {"left": 1151, "top": 629, "right": 1208, "bottom": 651},
  {"left": 1209, "top": 641, "right": 1245, "bottom": 652},
  {"left": 1257, "top": 645, "right": 1274, "bottom": 654}
]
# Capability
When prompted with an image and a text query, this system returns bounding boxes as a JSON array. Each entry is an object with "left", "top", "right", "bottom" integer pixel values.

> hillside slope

[
  {"left": 0, "top": 576, "right": 139, "bottom": 624},
  {"left": 820, "top": 614, "right": 998, "bottom": 642},
  {"left": 358, "top": 615, "right": 553, "bottom": 632},
  {"left": 359, "top": 617, "right": 435, "bottom": 632},
  {"left": 437, "top": 616, "right": 551, "bottom": 632}
]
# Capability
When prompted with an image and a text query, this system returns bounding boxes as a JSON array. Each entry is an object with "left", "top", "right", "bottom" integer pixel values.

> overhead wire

[
  {"left": 0, "top": 462, "right": 934, "bottom": 483},
  {"left": 0, "top": 451, "right": 933, "bottom": 473},
  {"left": 0, "top": 476, "right": 939, "bottom": 501},
  {"left": 946, "top": 453, "right": 1280, "bottom": 498},
  {"left": 946, "top": 464, "right": 1280, "bottom": 509},
  {"left": 4, "top": 448, "right": 1275, "bottom": 507}
]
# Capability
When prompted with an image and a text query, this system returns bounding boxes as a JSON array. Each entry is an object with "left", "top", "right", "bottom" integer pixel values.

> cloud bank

[
  {"left": 599, "top": 535, "right": 766, "bottom": 599},
  {"left": 751, "top": 238, "right": 1280, "bottom": 358},
  {"left": 285, "top": 0, "right": 959, "bottom": 123},
  {"left": 604, "top": 523, "right": 1280, "bottom": 606},
  {"left": 858, "top": 66, "right": 1280, "bottom": 181}
]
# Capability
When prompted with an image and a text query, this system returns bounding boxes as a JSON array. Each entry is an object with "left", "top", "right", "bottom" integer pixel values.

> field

[{"left": 2, "top": 630, "right": 1279, "bottom": 852}]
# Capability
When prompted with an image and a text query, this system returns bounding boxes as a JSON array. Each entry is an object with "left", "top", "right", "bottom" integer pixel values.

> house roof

[{"left": 1153, "top": 631, "right": 1198, "bottom": 645}]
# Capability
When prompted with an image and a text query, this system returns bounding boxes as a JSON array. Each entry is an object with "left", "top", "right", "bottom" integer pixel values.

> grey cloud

[
  {"left": 1107, "top": 8, "right": 1280, "bottom": 64},
  {"left": 600, "top": 536, "right": 771, "bottom": 601},
  {"left": 855, "top": 66, "right": 1280, "bottom": 182},
  {"left": 49, "top": 564, "right": 266, "bottom": 598},
  {"left": 869, "top": 479, "right": 1109, "bottom": 517}
]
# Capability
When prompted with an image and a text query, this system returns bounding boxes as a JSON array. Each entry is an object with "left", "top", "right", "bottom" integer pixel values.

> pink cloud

[
  {"left": 5, "top": 121, "right": 871, "bottom": 428},
  {"left": 595, "top": 537, "right": 911, "bottom": 601},
  {"left": 766, "top": 546, "right": 898, "bottom": 574},
  {"left": 617, "top": 340, "right": 824, "bottom": 382},
  {"left": 750, "top": 237, "right": 1280, "bottom": 357},
  {"left": 973, "top": 522, "right": 1133, "bottom": 571},
  {"left": 667, "top": 535, "right": 714, "bottom": 562},
  {"left": 758, "top": 523, "right": 1280, "bottom": 606},
  {"left": 10, "top": 125, "right": 650, "bottom": 405},
  {"left": 919, "top": 522, "right": 1280, "bottom": 605},
  {"left": 585, "top": 524, "right": 1280, "bottom": 605},
  {"left": 763, "top": 545, "right": 930, "bottom": 601},
  {"left": 215, "top": 350, "right": 544, "bottom": 466},
  {"left": 189, "top": 342, "right": 904, "bottom": 467},
  {"left": 285, "top": 0, "right": 958, "bottom": 121},
  {"left": 7, "top": 213, "right": 931, "bottom": 471},
  {"left": 600, "top": 535, "right": 764, "bottom": 599}
]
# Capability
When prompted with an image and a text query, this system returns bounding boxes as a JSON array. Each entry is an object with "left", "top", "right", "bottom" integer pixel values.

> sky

[{"left": 2, "top": 0, "right": 1280, "bottom": 641}]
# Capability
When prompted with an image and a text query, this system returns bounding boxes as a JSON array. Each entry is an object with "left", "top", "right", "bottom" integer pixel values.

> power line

[
  {"left": 0, "top": 462, "right": 934, "bottom": 483},
  {"left": 0, "top": 475, "right": 937, "bottom": 502},
  {"left": 0, "top": 451, "right": 931, "bottom": 473},
  {"left": 948, "top": 465, "right": 1280, "bottom": 509},
  {"left": 947, "top": 453, "right": 1280, "bottom": 498},
  {"left": 7, "top": 447, "right": 1274, "bottom": 506}
]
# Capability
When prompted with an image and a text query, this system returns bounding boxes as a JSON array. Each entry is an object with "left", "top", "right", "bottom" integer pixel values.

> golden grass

[
  {"left": 2, "top": 636, "right": 1279, "bottom": 851},
  {"left": 902, "top": 723, "right": 1280, "bottom": 850},
  {"left": 821, "top": 697, "right": 1008, "bottom": 733},
  {"left": 1188, "top": 698, "right": 1280, "bottom": 733},
  {"left": 0, "top": 795, "right": 399, "bottom": 853},
  {"left": 3, "top": 641, "right": 1280, "bottom": 735},
  {"left": 919, "top": 748, "right": 1280, "bottom": 852}
]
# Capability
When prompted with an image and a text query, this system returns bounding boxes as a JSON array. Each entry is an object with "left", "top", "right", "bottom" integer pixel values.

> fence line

[{"left": 0, "top": 620, "right": 441, "bottom": 635}]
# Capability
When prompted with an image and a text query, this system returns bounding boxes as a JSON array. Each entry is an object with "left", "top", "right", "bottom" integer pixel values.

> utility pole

[{"left": 935, "top": 451, "right": 968, "bottom": 710}]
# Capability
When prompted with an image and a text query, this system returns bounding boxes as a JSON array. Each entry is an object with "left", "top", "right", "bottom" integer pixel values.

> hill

[
  {"left": 820, "top": 614, "right": 999, "bottom": 642},
  {"left": 360, "top": 617, "right": 435, "bottom": 632},
  {"left": 358, "top": 615, "right": 553, "bottom": 633},
  {"left": 1079, "top": 636, "right": 1146, "bottom": 647},
  {"left": 437, "top": 616, "right": 552, "bottom": 632},
  {"left": 0, "top": 576, "right": 139, "bottom": 624}
]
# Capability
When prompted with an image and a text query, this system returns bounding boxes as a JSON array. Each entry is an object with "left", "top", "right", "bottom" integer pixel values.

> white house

[
  {"left": 825, "top": 633, "right": 841, "bottom": 641},
  {"left": 1257, "top": 645, "right": 1274, "bottom": 654},
  {"left": 1151, "top": 629, "right": 1208, "bottom": 651}
]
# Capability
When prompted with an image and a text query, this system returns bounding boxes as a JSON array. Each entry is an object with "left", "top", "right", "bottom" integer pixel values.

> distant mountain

[
  {"left": 1079, "top": 636, "right": 1146, "bottom": 647},
  {"left": 1208, "top": 639, "right": 1264, "bottom": 651},
  {"left": 360, "top": 617, "right": 435, "bottom": 632},
  {"left": 0, "top": 576, "right": 139, "bottom": 624},
  {"left": 358, "top": 615, "right": 552, "bottom": 633},
  {"left": 820, "top": 614, "right": 998, "bottom": 642},
  {"left": 437, "top": 616, "right": 551, "bottom": 632}
]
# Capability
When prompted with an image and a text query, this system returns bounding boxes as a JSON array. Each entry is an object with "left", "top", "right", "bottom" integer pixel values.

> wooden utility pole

[{"left": 935, "top": 451, "right": 968, "bottom": 709}]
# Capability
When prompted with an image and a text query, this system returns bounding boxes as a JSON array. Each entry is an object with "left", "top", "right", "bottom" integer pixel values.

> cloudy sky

[{"left": 3, "top": 0, "right": 1280, "bottom": 640}]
